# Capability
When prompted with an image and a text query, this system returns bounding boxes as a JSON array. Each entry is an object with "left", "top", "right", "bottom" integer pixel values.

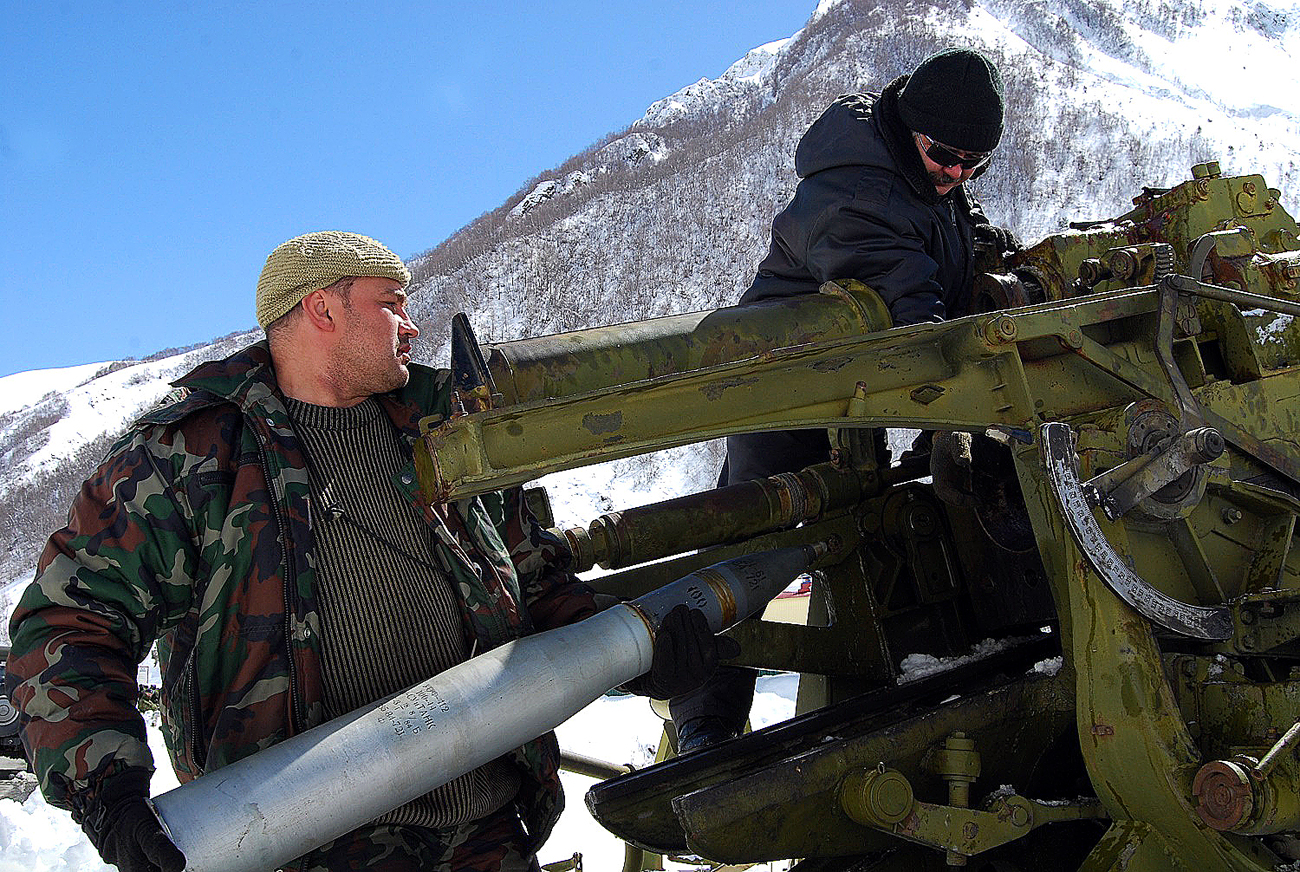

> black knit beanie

[{"left": 897, "top": 47, "right": 1004, "bottom": 152}]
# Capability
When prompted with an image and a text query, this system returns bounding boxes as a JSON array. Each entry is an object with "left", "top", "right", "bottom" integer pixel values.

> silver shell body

[{"left": 151, "top": 545, "right": 815, "bottom": 872}]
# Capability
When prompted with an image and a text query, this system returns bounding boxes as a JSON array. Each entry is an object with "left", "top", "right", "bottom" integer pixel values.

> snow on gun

[{"left": 148, "top": 542, "right": 829, "bottom": 872}]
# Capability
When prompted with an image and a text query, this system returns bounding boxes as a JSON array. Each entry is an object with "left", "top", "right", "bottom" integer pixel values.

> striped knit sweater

[{"left": 285, "top": 396, "right": 520, "bottom": 830}]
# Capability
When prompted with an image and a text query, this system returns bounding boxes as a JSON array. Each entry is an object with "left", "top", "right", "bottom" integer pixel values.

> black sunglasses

[{"left": 916, "top": 133, "right": 991, "bottom": 170}]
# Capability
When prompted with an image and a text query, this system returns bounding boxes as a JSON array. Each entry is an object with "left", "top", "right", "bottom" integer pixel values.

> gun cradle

[{"left": 417, "top": 163, "right": 1300, "bottom": 871}]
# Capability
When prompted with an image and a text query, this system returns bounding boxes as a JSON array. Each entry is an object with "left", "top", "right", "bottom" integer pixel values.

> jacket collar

[
  {"left": 173, "top": 340, "right": 277, "bottom": 404},
  {"left": 874, "top": 75, "right": 944, "bottom": 207},
  {"left": 172, "top": 339, "right": 445, "bottom": 440}
]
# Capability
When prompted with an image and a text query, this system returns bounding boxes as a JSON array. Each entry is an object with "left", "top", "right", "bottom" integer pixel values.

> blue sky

[{"left": 0, "top": 1, "right": 814, "bottom": 378}]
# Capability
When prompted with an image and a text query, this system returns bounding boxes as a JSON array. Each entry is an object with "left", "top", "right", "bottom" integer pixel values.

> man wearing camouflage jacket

[{"left": 7, "top": 232, "right": 729, "bottom": 872}]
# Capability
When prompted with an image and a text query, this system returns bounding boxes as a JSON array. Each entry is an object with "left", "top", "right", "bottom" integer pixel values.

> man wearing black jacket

[{"left": 671, "top": 46, "right": 1017, "bottom": 751}]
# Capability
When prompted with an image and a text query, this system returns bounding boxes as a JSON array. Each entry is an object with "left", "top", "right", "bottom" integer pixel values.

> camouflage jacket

[{"left": 6, "top": 341, "right": 595, "bottom": 846}]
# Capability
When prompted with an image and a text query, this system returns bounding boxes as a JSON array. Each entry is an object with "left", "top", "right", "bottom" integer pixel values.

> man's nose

[
  {"left": 400, "top": 316, "right": 419, "bottom": 339},
  {"left": 943, "top": 163, "right": 964, "bottom": 179}
]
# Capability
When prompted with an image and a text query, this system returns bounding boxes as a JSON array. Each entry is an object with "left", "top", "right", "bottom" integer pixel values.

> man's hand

[
  {"left": 628, "top": 605, "right": 742, "bottom": 700},
  {"left": 930, "top": 430, "right": 979, "bottom": 510},
  {"left": 974, "top": 223, "right": 1024, "bottom": 256},
  {"left": 97, "top": 799, "right": 187, "bottom": 872},
  {"left": 82, "top": 774, "right": 186, "bottom": 872}
]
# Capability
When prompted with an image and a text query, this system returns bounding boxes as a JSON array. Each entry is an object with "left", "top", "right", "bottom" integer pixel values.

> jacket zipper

[
  {"left": 253, "top": 425, "right": 305, "bottom": 734},
  {"left": 945, "top": 199, "right": 974, "bottom": 315},
  {"left": 434, "top": 506, "right": 516, "bottom": 642},
  {"left": 187, "top": 656, "right": 206, "bottom": 771}
]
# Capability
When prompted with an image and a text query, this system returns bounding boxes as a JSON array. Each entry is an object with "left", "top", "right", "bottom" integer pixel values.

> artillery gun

[{"left": 416, "top": 160, "right": 1300, "bottom": 871}]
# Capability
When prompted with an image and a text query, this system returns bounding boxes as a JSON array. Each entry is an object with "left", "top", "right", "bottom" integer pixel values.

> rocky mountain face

[
  {"left": 404, "top": 0, "right": 1299, "bottom": 353},
  {"left": 3, "top": 0, "right": 1298, "bottom": 620}
]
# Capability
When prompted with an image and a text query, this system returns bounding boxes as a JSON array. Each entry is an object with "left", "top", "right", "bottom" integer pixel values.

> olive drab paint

[{"left": 422, "top": 165, "right": 1300, "bottom": 870}]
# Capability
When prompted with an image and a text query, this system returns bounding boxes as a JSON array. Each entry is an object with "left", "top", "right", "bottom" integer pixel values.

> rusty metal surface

[
  {"left": 587, "top": 636, "right": 1063, "bottom": 858},
  {"left": 1041, "top": 421, "right": 1231, "bottom": 639},
  {"left": 408, "top": 165, "right": 1300, "bottom": 870}
]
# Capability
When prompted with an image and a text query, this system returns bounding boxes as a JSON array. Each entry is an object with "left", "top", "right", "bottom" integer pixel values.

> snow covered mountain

[
  {"left": 3, "top": 0, "right": 1299, "bottom": 629},
  {"left": 405, "top": 0, "right": 1299, "bottom": 349}
]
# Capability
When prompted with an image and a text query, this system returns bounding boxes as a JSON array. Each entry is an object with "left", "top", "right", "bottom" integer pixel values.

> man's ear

[{"left": 301, "top": 289, "right": 336, "bottom": 333}]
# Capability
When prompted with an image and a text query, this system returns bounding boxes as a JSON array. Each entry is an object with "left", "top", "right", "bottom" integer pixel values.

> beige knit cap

[{"left": 256, "top": 231, "right": 412, "bottom": 328}]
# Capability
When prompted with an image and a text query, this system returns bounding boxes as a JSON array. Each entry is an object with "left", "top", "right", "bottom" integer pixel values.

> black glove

[
  {"left": 974, "top": 223, "right": 1024, "bottom": 256},
  {"left": 81, "top": 772, "right": 186, "bottom": 872},
  {"left": 930, "top": 430, "right": 978, "bottom": 510},
  {"left": 627, "top": 605, "right": 742, "bottom": 700}
]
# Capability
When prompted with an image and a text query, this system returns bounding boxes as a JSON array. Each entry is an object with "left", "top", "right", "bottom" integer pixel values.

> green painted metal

[
  {"left": 411, "top": 166, "right": 1300, "bottom": 870},
  {"left": 841, "top": 762, "right": 1107, "bottom": 863},
  {"left": 555, "top": 462, "right": 873, "bottom": 573},
  {"left": 670, "top": 673, "right": 1076, "bottom": 862},
  {"left": 482, "top": 279, "right": 893, "bottom": 406}
]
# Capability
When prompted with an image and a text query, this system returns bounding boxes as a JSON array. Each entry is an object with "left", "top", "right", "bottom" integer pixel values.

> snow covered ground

[{"left": 0, "top": 348, "right": 224, "bottom": 486}]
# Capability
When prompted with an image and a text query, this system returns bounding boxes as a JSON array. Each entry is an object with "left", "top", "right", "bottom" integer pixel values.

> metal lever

[
  {"left": 450, "top": 312, "right": 501, "bottom": 414},
  {"left": 1041, "top": 421, "right": 1231, "bottom": 640},
  {"left": 1082, "top": 426, "right": 1225, "bottom": 521}
]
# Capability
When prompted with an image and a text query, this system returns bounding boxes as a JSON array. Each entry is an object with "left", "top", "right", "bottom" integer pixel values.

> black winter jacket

[
  {"left": 743, "top": 75, "right": 987, "bottom": 326},
  {"left": 720, "top": 76, "right": 989, "bottom": 486}
]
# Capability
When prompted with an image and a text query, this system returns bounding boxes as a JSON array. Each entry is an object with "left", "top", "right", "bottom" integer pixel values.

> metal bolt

[
  {"left": 1175, "top": 300, "right": 1201, "bottom": 337},
  {"left": 1223, "top": 507, "right": 1243, "bottom": 524},
  {"left": 1191, "top": 428, "right": 1225, "bottom": 461},
  {"left": 907, "top": 507, "right": 937, "bottom": 536},
  {"left": 984, "top": 315, "right": 1017, "bottom": 344},
  {"left": 1079, "top": 258, "right": 1109, "bottom": 286},
  {"left": 1107, "top": 249, "right": 1141, "bottom": 280}
]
